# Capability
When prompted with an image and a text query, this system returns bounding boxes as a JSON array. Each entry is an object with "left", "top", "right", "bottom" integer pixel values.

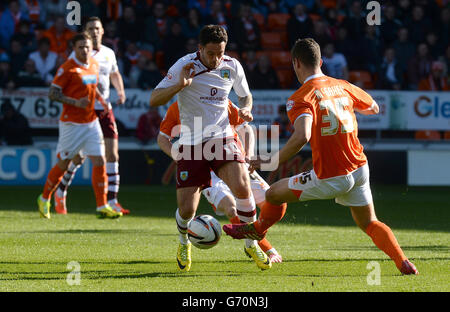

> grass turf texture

[{"left": 0, "top": 185, "right": 448, "bottom": 292}]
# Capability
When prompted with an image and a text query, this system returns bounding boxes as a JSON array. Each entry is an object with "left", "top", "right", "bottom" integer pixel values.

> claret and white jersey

[
  {"left": 70, "top": 45, "right": 119, "bottom": 110},
  {"left": 155, "top": 51, "right": 251, "bottom": 145}
]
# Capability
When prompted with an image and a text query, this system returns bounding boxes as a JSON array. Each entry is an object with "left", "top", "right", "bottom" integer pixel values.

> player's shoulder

[{"left": 100, "top": 44, "right": 115, "bottom": 55}]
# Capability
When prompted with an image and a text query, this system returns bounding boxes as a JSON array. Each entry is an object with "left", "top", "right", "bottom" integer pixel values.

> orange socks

[
  {"left": 92, "top": 165, "right": 107, "bottom": 208},
  {"left": 42, "top": 165, "right": 65, "bottom": 200},
  {"left": 228, "top": 215, "right": 273, "bottom": 252},
  {"left": 366, "top": 221, "right": 407, "bottom": 269},
  {"left": 254, "top": 201, "right": 287, "bottom": 234}
]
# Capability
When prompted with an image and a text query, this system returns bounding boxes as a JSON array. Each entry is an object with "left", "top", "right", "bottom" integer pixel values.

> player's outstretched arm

[
  {"left": 238, "top": 95, "right": 253, "bottom": 122},
  {"left": 354, "top": 101, "right": 379, "bottom": 115},
  {"left": 110, "top": 70, "right": 126, "bottom": 105},
  {"left": 157, "top": 133, "right": 173, "bottom": 159},
  {"left": 48, "top": 85, "right": 87, "bottom": 108}
]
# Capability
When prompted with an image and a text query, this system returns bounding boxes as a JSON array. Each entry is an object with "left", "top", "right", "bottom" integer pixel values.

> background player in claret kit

[
  {"left": 223, "top": 38, "right": 419, "bottom": 275},
  {"left": 37, "top": 32, "right": 122, "bottom": 219},
  {"left": 157, "top": 100, "right": 283, "bottom": 263},
  {"left": 150, "top": 25, "right": 272, "bottom": 272},
  {"left": 53, "top": 17, "right": 128, "bottom": 215}
]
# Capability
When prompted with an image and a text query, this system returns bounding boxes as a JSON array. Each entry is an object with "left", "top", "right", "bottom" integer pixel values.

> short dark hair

[
  {"left": 291, "top": 38, "right": 321, "bottom": 68},
  {"left": 84, "top": 16, "right": 102, "bottom": 29},
  {"left": 198, "top": 25, "right": 228, "bottom": 46},
  {"left": 71, "top": 32, "right": 92, "bottom": 46}
]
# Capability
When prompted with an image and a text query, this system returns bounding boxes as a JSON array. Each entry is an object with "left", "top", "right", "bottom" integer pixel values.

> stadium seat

[
  {"left": 349, "top": 70, "right": 374, "bottom": 89},
  {"left": 267, "top": 13, "right": 290, "bottom": 31},
  {"left": 269, "top": 51, "right": 291, "bottom": 69},
  {"left": 253, "top": 13, "right": 265, "bottom": 31},
  {"left": 261, "top": 32, "right": 284, "bottom": 50},
  {"left": 226, "top": 50, "right": 240, "bottom": 60},
  {"left": 444, "top": 131, "right": 450, "bottom": 140},
  {"left": 414, "top": 130, "right": 442, "bottom": 141},
  {"left": 276, "top": 68, "right": 295, "bottom": 89}
]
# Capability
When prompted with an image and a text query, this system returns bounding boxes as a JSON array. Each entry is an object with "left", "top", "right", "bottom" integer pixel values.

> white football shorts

[
  {"left": 56, "top": 119, "right": 105, "bottom": 160},
  {"left": 202, "top": 170, "right": 270, "bottom": 216},
  {"left": 288, "top": 163, "right": 373, "bottom": 207}
]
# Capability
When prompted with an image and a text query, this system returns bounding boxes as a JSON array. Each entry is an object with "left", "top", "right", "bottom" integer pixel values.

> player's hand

[
  {"left": 239, "top": 107, "right": 253, "bottom": 122},
  {"left": 179, "top": 63, "right": 195, "bottom": 89},
  {"left": 77, "top": 97, "right": 89, "bottom": 108},
  {"left": 248, "top": 157, "right": 263, "bottom": 172},
  {"left": 116, "top": 92, "right": 126, "bottom": 105}
]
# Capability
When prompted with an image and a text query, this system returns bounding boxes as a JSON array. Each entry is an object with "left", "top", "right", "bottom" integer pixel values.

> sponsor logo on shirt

[
  {"left": 220, "top": 69, "right": 231, "bottom": 80},
  {"left": 286, "top": 100, "right": 294, "bottom": 111},
  {"left": 81, "top": 75, "right": 98, "bottom": 85}
]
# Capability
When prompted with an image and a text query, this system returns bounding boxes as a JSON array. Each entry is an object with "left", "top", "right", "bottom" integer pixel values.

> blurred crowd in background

[{"left": 0, "top": 0, "right": 449, "bottom": 92}]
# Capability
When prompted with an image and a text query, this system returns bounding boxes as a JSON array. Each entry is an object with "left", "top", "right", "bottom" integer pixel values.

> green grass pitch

[{"left": 0, "top": 184, "right": 448, "bottom": 292}]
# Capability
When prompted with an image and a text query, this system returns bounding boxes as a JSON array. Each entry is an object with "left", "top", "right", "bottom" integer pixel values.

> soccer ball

[{"left": 187, "top": 214, "right": 222, "bottom": 249}]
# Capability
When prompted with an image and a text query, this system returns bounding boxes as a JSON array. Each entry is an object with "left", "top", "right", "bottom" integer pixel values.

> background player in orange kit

[
  {"left": 36, "top": 32, "right": 122, "bottom": 220},
  {"left": 223, "top": 38, "right": 418, "bottom": 275},
  {"left": 157, "top": 100, "right": 283, "bottom": 263}
]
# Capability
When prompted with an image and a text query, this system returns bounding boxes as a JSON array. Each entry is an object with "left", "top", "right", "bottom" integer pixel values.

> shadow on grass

[{"left": 1, "top": 185, "right": 449, "bottom": 233}]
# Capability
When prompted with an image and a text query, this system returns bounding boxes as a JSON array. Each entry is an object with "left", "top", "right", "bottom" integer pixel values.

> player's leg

[
  {"left": 176, "top": 186, "right": 201, "bottom": 272},
  {"left": 350, "top": 203, "right": 418, "bottom": 275},
  {"left": 54, "top": 153, "right": 85, "bottom": 214},
  {"left": 38, "top": 157, "right": 71, "bottom": 218},
  {"left": 339, "top": 164, "right": 418, "bottom": 275},
  {"left": 217, "top": 161, "right": 271, "bottom": 270}
]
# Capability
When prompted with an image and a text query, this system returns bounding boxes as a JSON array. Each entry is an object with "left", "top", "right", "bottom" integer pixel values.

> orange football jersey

[
  {"left": 287, "top": 74, "right": 374, "bottom": 179},
  {"left": 52, "top": 57, "right": 99, "bottom": 124},
  {"left": 159, "top": 99, "right": 245, "bottom": 138}
]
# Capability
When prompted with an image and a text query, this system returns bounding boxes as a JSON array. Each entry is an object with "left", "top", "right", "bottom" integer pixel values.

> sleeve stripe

[
  {"left": 159, "top": 131, "right": 172, "bottom": 139},
  {"left": 294, "top": 113, "right": 313, "bottom": 124}
]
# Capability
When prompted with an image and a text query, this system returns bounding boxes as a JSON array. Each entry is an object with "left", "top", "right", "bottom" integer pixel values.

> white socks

[
  {"left": 176, "top": 208, "right": 192, "bottom": 245},
  {"left": 235, "top": 197, "right": 257, "bottom": 248}
]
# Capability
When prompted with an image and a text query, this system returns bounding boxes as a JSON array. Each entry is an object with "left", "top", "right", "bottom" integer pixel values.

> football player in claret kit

[
  {"left": 52, "top": 17, "right": 128, "bottom": 216},
  {"left": 157, "top": 100, "right": 283, "bottom": 263},
  {"left": 37, "top": 32, "right": 122, "bottom": 219},
  {"left": 223, "top": 38, "right": 418, "bottom": 275},
  {"left": 150, "top": 25, "right": 272, "bottom": 271}
]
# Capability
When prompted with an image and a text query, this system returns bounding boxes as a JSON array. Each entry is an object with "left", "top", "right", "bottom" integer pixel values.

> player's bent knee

[{"left": 89, "top": 156, "right": 105, "bottom": 167}]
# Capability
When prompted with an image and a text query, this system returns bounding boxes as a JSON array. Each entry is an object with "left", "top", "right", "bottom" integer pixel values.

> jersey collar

[
  {"left": 303, "top": 73, "right": 325, "bottom": 84},
  {"left": 73, "top": 55, "right": 90, "bottom": 69}
]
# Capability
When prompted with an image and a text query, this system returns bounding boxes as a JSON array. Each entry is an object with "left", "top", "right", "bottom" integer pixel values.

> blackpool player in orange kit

[
  {"left": 223, "top": 38, "right": 418, "bottom": 275},
  {"left": 36, "top": 32, "right": 122, "bottom": 219},
  {"left": 157, "top": 100, "right": 283, "bottom": 263}
]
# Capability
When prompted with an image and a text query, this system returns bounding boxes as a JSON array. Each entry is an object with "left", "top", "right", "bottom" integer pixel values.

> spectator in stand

[
  {"left": 163, "top": 21, "right": 187, "bottom": 68},
  {"left": 361, "top": 25, "right": 382, "bottom": 74},
  {"left": 42, "top": 15, "right": 75, "bottom": 58},
  {"left": 273, "top": 105, "right": 293, "bottom": 139},
  {"left": 406, "top": 5, "right": 432, "bottom": 44},
  {"left": 0, "top": 52, "right": 15, "bottom": 90},
  {"left": 242, "top": 49, "right": 258, "bottom": 77},
  {"left": 0, "top": 101, "right": 33, "bottom": 146},
  {"left": 128, "top": 54, "right": 148, "bottom": 88},
  {"left": 9, "top": 38, "right": 28, "bottom": 74},
  {"left": 418, "top": 61, "right": 449, "bottom": 91},
  {"left": 311, "top": 19, "right": 332, "bottom": 49},
  {"left": 407, "top": 43, "right": 433, "bottom": 90},
  {"left": 28, "top": 36, "right": 57, "bottom": 85},
  {"left": 118, "top": 6, "right": 144, "bottom": 46},
  {"left": 122, "top": 41, "right": 141, "bottom": 81},
  {"left": 205, "top": 0, "right": 231, "bottom": 32},
  {"left": 11, "top": 20, "right": 36, "bottom": 54},
  {"left": 376, "top": 47, "right": 403, "bottom": 90},
  {"left": 444, "top": 45, "right": 450, "bottom": 83},
  {"left": 341, "top": 1, "right": 366, "bottom": 39},
  {"left": 41, "top": 0, "right": 66, "bottom": 27},
  {"left": 248, "top": 54, "right": 280, "bottom": 90},
  {"left": 135, "top": 107, "right": 162, "bottom": 144},
  {"left": 102, "top": 20, "right": 121, "bottom": 54},
  {"left": 436, "top": 8, "right": 449, "bottom": 50},
  {"left": 22, "top": 0, "right": 45, "bottom": 26},
  {"left": 425, "top": 32, "right": 444, "bottom": 60},
  {"left": 393, "top": 27, "right": 415, "bottom": 75},
  {"left": 184, "top": 37, "right": 198, "bottom": 54},
  {"left": 144, "top": 1, "right": 173, "bottom": 52},
  {"left": 380, "top": 4, "right": 402, "bottom": 47},
  {"left": 138, "top": 59, "right": 163, "bottom": 90},
  {"left": 287, "top": 4, "right": 314, "bottom": 50},
  {"left": 334, "top": 26, "right": 363, "bottom": 71},
  {"left": 397, "top": 0, "right": 412, "bottom": 21},
  {"left": 322, "top": 42, "right": 349, "bottom": 80},
  {"left": 324, "top": 8, "right": 341, "bottom": 41},
  {"left": 14, "top": 58, "right": 46, "bottom": 87},
  {"left": 233, "top": 3, "right": 261, "bottom": 53},
  {"left": 0, "top": 0, "right": 29, "bottom": 49},
  {"left": 187, "top": 0, "right": 211, "bottom": 19},
  {"left": 181, "top": 8, "right": 203, "bottom": 39}
]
